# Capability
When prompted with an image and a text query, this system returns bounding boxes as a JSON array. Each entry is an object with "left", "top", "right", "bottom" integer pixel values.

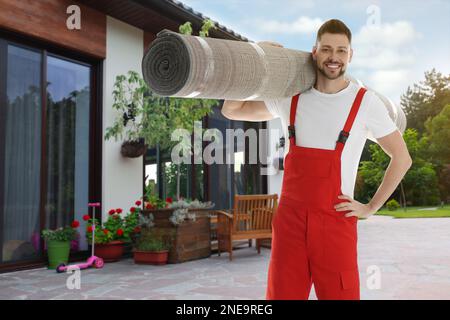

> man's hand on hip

[{"left": 334, "top": 194, "right": 377, "bottom": 219}]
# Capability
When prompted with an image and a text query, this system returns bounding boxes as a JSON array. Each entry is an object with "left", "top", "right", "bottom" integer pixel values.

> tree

[
  {"left": 401, "top": 69, "right": 450, "bottom": 135},
  {"left": 424, "top": 104, "right": 450, "bottom": 165},
  {"left": 423, "top": 104, "right": 450, "bottom": 202},
  {"left": 357, "top": 128, "right": 441, "bottom": 206}
]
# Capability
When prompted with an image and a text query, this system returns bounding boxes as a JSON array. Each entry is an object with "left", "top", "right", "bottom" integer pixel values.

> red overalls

[{"left": 266, "top": 87, "right": 367, "bottom": 300}]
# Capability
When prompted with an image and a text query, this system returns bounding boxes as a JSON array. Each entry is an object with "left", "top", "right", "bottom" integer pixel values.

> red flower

[
  {"left": 135, "top": 200, "right": 142, "bottom": 206},
  {"left": 116, "top": 208, "right": 123, "bottom": 214},
  {"left": 82, "top": 214, "right": 90, "bottom": 221},
  {"left": 103, "top": 229, "right": 109, "bottom": 235},
  {"left": 130, "top": 207, "right": 136, "bottom": 213},
  {"left": 108, "top": 209, "right": 116, "bottom": 215},
  {"left": 133, "top": 227, "right": 141, "bottom": 233},
  {"left": 145, "top": 203, "right": 154, "bottom": 210},
  {"left": 117, "top": 229, "right": 124, "bottom": 236},
  {"left": 71, "top": 220, "right": 80, "bottom": 228},
  {"left": 87, "top": 226, "right": 93, "bottom": 233},
  {"left": 166, "top": 197, "right": 173, "bottom": 203}
]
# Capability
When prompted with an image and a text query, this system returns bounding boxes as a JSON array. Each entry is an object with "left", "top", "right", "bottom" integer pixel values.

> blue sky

[{"left": 179, "top": 0, "right": 450, "bottom": 104}]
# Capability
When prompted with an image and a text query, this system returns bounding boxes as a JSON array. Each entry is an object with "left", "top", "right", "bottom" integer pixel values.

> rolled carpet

[
  {"left": 142, "top": 29, "right": 406, "bottom": 133},
  {"left": 142, "top": 29, "right": 316, "bottom": 100}
]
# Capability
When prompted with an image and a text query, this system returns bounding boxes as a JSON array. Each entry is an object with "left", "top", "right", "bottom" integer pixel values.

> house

[{"left": 0, "top": 0, "right": 272, "bottom": 273}]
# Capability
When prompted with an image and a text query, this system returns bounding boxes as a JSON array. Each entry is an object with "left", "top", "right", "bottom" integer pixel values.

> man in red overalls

[{"left": 222, "top": 19, "right": 412, "bottom": 300}]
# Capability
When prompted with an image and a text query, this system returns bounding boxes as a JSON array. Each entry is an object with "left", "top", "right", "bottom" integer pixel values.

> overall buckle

[
  {"left": 337, "top": 130, "right": 350, "bottom": 144},
  {"left": 288, "top": 125, "right": 295, "bottom": 139}
]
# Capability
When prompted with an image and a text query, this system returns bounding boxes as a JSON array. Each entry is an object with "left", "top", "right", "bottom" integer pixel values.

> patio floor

[{"left": 1, "top": 215, "right": 450, "bottom": 300}]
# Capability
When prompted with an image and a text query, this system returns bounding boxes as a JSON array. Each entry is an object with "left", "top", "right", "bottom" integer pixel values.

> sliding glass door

[
  {"left": 0, "top": 39, "right": 93, "bottom": 265},
  {"left": 0, "top": 44, "right": 42, "bottom": 263},
  {"left": 45, "top": 55, "right": 91, "bottom": 252}
]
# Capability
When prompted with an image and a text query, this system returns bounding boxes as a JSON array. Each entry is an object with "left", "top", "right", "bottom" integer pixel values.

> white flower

[{"left": 167, "top": 199, "right": 215, "bottom": 226}]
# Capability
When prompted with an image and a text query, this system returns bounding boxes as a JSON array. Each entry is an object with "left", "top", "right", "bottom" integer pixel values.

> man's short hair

[{"left": 316, "top": 19, "right": 352, "bottom": 44}]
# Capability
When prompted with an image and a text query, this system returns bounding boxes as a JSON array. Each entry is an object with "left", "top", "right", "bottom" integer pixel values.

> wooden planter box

[{"left": 142, "top": 208, "right": 212, "bottom": 264}]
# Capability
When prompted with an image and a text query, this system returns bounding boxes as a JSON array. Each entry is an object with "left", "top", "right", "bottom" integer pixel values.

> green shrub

[
  {"left": 135, "top": 239, "right": 169, "bottom": 252},
  {"left": 386, "top": 199, "right": 401, "bottom": 211},
  {"left": 42, "top": 226, "right": 78, "bottom": 242}
]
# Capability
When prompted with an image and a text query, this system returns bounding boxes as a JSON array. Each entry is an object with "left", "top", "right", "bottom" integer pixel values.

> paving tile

[{"left": 1, "top": 216, "right": 450, "bottom": 299}]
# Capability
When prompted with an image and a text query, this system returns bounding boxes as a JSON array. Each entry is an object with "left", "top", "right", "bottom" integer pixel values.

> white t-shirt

[{"left": 264, "top": 81, "right": 398, "bottom": 198}]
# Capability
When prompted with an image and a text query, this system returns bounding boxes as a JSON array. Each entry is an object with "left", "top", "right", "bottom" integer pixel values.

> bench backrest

[{"left": 232, "top": 194, "right": 278, "bottom": 233}]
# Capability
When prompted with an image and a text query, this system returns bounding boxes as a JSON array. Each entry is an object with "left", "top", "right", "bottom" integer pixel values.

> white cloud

[
  {"left": 354, "top": 21, "right": 420, "bottom": 47},
  {"left": 369, "top": 69, "right": 413, "bottom": 97},
  {"left": 254, "top": 16, "right": 323, "bottom": 34},
  {"left": 351, "top": 20, "right": 422, "bottom": 101},
  {"left": 353, "top": 47, "right": 416, "bottom": 69}
]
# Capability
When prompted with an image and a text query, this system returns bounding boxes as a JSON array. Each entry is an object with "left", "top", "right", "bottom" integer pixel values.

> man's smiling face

[{"left": 312, "top": 33, "right": 353, "bottom": 80}]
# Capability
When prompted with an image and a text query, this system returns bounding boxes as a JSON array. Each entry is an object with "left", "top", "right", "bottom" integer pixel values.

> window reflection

[{"left": 45, "top": 56, "right": 90, "bottom": 251}]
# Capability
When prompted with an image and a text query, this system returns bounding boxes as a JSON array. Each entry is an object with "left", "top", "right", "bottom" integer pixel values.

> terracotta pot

[
  {"left": 133, "top": 250, "right": 169, "bottom": 265},
  {"left": 95, "top": 241, "right": 124, "bottom": 262}
]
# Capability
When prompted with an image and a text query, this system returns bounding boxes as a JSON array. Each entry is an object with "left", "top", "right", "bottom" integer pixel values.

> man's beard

[{"left": 314, "top": 60, "right": 346, "bottom": 80}]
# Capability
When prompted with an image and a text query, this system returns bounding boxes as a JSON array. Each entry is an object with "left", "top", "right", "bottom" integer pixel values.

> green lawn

[{"left": 375, "top": 205, "right": 450, "bottom": 218}]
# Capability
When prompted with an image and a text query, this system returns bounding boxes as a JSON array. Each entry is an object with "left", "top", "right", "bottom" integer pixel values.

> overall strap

[
  {"left": 288, "top": 93, "right": 300, "bottom": 146},
  {"left": 335, "top": 87, "right": 367, "bottom": 153}
]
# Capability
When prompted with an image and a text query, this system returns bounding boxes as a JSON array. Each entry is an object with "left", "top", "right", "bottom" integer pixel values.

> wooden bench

[{"left": 213, "top": 194, "right": 278, "bottom": 261}]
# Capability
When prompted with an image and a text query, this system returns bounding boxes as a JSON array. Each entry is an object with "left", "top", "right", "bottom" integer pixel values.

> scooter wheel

[
  {"left": 56, "top": 263, "right": 66, "bottom": 273},
  {"left": 94, "top": 258, "right": 104, "bottom": 269}
]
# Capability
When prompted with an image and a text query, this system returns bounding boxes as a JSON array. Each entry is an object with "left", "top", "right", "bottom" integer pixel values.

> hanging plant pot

[{"left": 121, "top": 138, "right": 148, "bottom": 158}]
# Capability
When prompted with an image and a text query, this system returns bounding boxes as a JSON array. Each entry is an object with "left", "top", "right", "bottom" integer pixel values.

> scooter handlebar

[{"left": 88, "top": 202, "right": 101, "bottom": 207}]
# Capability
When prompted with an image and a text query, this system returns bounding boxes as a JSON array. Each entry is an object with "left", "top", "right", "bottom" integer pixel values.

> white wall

[
  {"left": 102, "top": 16, "right": 144, "bottom": 221},
  {"left": 267, "top": 118, "right": 284, "bottom": 198}
]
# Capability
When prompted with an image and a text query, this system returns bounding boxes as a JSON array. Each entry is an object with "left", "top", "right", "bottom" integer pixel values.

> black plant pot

[{"left": 121, "top": 138, "right": 147, "bottom": 158}]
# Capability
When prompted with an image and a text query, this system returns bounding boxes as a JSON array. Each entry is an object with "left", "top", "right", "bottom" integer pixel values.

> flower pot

[
  {"left": 95, "top": 241, "right": 124, "bottom": 262},
  {"left": 47, "top": 240, "right": 71, "bottom": 269},
  {"left": 133, "top": 250, "right": 169, "bottom": 265},
  {"left": 121, "top": 138, "right": 147, "bottom": 158}
]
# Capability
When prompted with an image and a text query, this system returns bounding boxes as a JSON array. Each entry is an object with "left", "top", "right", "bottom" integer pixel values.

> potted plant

[
  {"left": 84, "top": 202, "right": 140, "bottom": 262},
  {"left": 132, "top": 210, "right": 171, "bottom": 265},
  {"left": 104, "top": 72, "right": 150, "bottom": 158},
  {"left": 42, "top": 220, "right": 80, "bottom": 269},
  {"left": 133, "top": 239, "right": 170, "bottom": 265},
  {"left": 140, "top": 196, "right": 215, "bottom": 263}
]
